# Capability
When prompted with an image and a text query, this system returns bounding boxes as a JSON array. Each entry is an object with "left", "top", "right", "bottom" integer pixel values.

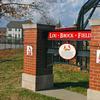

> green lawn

[
  {"left": 0, "top": 49, "right": 89, "bottom": 100},
  {"left": 0, "top": 49, "right": 58, "bottom": 100},
  {"left": 53, "top": 64, "right": 89, "bottom": 95}
]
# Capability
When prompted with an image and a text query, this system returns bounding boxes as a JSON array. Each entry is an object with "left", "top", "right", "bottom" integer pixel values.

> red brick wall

[
  {"left": 23, "top": 28, "right": 37, "bottom": 75},
  {"left": 89, "top": 26, "right": 100, "bottom": 91},
  {"left": 23, "top": 24, "right": 55, "bottom": 76}
]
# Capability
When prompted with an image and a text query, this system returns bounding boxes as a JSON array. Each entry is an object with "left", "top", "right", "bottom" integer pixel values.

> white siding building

[
  {"left": 6, "top": 20, "right": 32, "bottom": 40},
  {"left": 7, "top": 28, "right": 22, "bottom": 39}
]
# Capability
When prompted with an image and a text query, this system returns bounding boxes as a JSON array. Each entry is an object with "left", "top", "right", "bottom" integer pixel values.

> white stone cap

[
  {"left": 22, "top": 24, "right": 37, "bottom": 29},
  {"left": 89, "top": 19, "right": 100, "bottom": 26}
]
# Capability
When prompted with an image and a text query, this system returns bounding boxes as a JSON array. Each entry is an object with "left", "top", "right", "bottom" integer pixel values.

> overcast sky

[{"left": 0, "top": 0, "right": 100, "bottom": 27}]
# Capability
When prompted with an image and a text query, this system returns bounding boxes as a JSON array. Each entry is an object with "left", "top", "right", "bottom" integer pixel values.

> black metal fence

[
  {"left": 47, "top": 40, "right": 90, "bottom": 70},
  {"left": 0, "top": 35, "right": 23, "bottom": 50},
  {"left": 0, "top": 35, "right": 23, "bottom": 62}
]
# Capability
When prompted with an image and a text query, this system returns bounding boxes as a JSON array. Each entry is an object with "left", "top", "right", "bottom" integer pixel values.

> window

[
  {"left": 8, "top": 34, "right": 12, "bottom": 37},
  {"left": 9, "top": 28, "right": 12, "bottom": 31},
  {"left": 18, "top": 34, "right": 20, "bottom": 38},
  {"left": 19, "top": 29, "right": 21, "bottom": 31},
  {"left": 15, "top": 34, "right": 17, "bottom": 39},
  {"left": 15, "top": 29, "right": 17, "bottom": 31}
]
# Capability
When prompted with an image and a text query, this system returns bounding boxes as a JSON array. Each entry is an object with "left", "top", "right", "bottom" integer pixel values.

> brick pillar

[
  {"left": 22, "top": 24, "right": 55, "bottom": 91},
  {"left": 87, "top": 20, "right": 100, "bottom": 100}
]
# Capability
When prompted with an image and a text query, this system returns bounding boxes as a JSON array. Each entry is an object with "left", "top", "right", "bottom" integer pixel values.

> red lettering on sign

[{"left": 48, "top": 31, "right": 91, "bottom": 40}]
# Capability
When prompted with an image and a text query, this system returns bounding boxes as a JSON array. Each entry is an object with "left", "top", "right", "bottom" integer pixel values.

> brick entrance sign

[
  {"left": 22, "top": 21, "right": 100, "bottom": 98},
  {"left": 22, "top": 24, "right": 55, "bottom": 91},
  {"left": 87, "top": 20, "right": 100, "bottom": 100}
]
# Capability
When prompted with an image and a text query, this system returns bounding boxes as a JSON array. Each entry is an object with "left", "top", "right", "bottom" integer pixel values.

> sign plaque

[
  {"left": 27, "top": 45, "right": 33, "bottom": 56},
  {"left": 59, "top": 44, "right": 76, "bottom": 60},
  {"left": 48, "top": 31, "right": 91, "bottom": 40}
]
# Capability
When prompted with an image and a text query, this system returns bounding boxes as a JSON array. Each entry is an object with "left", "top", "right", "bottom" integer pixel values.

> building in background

[{"left": 6, "top": 20, "right": 32, "bottom": 43}]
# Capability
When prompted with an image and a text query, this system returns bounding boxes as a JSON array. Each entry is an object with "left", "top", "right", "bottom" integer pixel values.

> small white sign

[
  {"left": 96, "top": 50, "right": 100, "bottom": 64},
  {"left": 59, "top": 44, "right": 76, "bottom": 60},
  {"left": 27, "top": 45, "right": 33, "bottom": 56}
]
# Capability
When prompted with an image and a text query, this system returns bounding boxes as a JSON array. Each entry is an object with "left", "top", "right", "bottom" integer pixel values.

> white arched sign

[{"left": 59, "top": 44, "right": 76, "bottom": 60}]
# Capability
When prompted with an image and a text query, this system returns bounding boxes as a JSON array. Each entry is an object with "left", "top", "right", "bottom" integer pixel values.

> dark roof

[
  {"left": 7, "top": 20, "right": 33, "bottom": 28},
  {"left": 0, "top": 28, "right": 6, "bottom": 32}
]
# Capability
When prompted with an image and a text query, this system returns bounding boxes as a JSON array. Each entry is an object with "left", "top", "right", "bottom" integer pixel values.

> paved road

[{"left": 37, "top": 89, "right": 87, "bottom": 100}]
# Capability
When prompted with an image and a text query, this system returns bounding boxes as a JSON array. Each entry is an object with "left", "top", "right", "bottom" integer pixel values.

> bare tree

[
  {"left": 0, "top": 0, "right": 55, "bottom": 25},
  {"left": 1, "top": 0, "right": 45, "bottom": 16},
  {"left": 38, "top": 15, "right": 57, "bottom": 25}
]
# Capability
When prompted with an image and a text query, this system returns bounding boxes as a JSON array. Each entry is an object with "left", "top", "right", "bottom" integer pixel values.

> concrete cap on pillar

[
  {"left": 89, "top": 19, "right": 100, "bottom": 26},
  {"left": 22, "top": 24, "right": 37, "bottom": 29}
]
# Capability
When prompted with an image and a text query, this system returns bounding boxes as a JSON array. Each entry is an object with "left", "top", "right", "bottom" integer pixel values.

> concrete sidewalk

[{"left": 37, "top": 89, "right": 87, "bottom": 100}]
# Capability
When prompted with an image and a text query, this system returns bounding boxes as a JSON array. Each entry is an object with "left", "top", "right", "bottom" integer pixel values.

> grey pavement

[{"left": 37, "top": 89, "right": 87, "bottom": 100}]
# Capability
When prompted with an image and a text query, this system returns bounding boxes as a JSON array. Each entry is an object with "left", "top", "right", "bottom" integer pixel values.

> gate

[
  {"left": 47, "top": 40, "right": 90, "bottom": 70},
  {"left": 22, "top": 24, "right": 91, "bottom": 91},
  {"left": 48, "top": 30, "right": 91, "bottom": 70}
]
